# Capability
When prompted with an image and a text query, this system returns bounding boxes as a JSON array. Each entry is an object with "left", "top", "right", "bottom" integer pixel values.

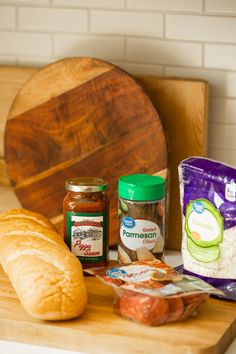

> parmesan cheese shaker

[{"left": 118, "top": 174, "right": 165, "bottom": 264}]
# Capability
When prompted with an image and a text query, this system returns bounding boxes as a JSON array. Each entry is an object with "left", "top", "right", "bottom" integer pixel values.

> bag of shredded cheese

[{"left": 179, "top": 157, "right": 236, "bottom": 300}]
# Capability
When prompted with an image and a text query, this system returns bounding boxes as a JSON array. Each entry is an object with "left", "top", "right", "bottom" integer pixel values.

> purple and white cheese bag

[{"left": 178, "top": 157, "right": 236, "bottom": 300}]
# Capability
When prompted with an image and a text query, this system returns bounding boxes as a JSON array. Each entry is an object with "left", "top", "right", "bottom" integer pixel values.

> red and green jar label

[{"left": 66, "top": 211, "right": 107, "bottom": 263}]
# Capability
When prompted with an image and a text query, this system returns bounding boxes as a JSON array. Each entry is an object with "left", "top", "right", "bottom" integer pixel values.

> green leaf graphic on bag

[
  {"left": 185, "top": 199, "right": 223, "bottom": 262},
  {"left": 187, "top": 238, "right": 220, "bottom": 263}
]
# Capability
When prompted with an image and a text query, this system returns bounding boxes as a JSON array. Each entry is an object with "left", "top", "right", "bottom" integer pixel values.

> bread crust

[
  {"left": 0, "top": 218, "right": 66, "bottom": 246},
  {"left": 0, "top": 208, "right": 56, "bottom": 231},
  {"left": 0, "top": 209, "right": 87, "bottom": 320}
]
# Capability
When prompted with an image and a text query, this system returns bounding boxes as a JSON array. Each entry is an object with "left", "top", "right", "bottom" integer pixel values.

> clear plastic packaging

[{"left": 86, "top": 260, "right": 222, "bottom": 326}]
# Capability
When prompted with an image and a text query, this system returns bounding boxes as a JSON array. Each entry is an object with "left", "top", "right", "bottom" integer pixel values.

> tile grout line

[
  {"left": 2, "top": 4, "right": 236, "bottom": 17},
  {"left": 15, "top": 4, "right": 19, "bottom": 31},
  {"left": 2, "top": 27, "right": 236, "bottom": 47},
  {"left": 210, "top": 122, "right": 236, "bottom": 127},
  {"left": 124, "top": 37, "right": 127, "bottom": 61},
  {"left": 2, "top": 2, "right": 236, "bottom": 17},
  {"left": 160, "top": 65, "right": 164, "bottom": 76},
  {"left": 87, "top": 8, "right": 90, "bottom": 33},
  {"left": 201, "top": 43, "right": 205, "bottom": 67},
  {"left": 163, "top": 13, "right": 166, "bottom": 39},
  {"left": 14, "top": 3, "right": 19, "bottom": 65},
  {"left": 203, "top": 0, "right": 206, "bottom": 12},
  {"left": 2, "top": 44, "right": 236, "bottom": 75},
  {"left": 209, "top": 146, "right": 236, "bottom": 152}
]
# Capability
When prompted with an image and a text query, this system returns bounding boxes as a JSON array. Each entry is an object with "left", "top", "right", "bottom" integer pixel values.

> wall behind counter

[{"left": 0, "top": 0, "right": 236, "bottom": 166}]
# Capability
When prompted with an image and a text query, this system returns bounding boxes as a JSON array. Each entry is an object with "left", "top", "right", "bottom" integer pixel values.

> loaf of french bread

[
  {"left": 0, "top": 208, "right": 87, "bottom": 320},
  {"left": 0, "top": 208, "right": 56, "bottom": 230}
]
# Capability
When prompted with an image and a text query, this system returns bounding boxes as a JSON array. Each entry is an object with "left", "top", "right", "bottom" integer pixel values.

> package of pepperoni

[{"left": 86, "top": 260, "right": 222, "bottom": 326}]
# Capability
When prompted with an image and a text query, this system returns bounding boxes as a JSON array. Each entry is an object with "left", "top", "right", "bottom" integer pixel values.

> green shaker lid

[{"left": 118, "top": 174, "right": 165, "bottom": 201}]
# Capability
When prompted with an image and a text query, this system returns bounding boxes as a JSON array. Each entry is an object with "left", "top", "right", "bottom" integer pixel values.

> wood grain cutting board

[
  {"left": 4, "top": 58, "right": 168, "bottom": 246},
  {"left": 0, "top": 266, "right": 235, "bottom": 354},
  {"left": 0, "top": 64, "right": 208, "bottom": 249},
  {"left": 137, "top": 76, "right": 208, "bottom": 249}
]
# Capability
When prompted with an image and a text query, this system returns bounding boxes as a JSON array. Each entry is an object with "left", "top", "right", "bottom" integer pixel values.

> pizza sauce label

[{"left": 66, "top": 211, "right": 107, "bottom": 263}]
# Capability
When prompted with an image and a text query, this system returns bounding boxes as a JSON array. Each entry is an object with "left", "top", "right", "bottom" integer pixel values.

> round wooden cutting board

[{"left": 5, "top": 57, "right": 168, "bottom": 245}]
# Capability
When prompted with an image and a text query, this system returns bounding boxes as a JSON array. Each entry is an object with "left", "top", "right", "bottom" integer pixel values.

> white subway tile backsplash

[
  {"left": 0, "top": 6, "right": 15, "bottom": 30},
  {"left": 0, "top": 55, "right": 16, "bottom": 64},
  {"left": 127, "top": 0, "right": 203, "bottom": 12},
  {"left": 0, "top": 32, "right": 51, "bottom": 56},
  {"left": 54, "top": 34, "right": 124, "bottom": 61},
  {"left": 205, "top": 0, "right": 236, "bottom": 13},
  {"left": 209, "top": 148, "right": 236, "bottom": 166},
  {"left": 0, "top": 0, "right": 49, "bottom": 4},
  {"left": 209, "top": 123, "right": 236, "bottom": 149},
  {"left": 0, "top": 1, "right": 236, "bottom": 166},
  {"left": 205, "top": 44, "right": 236, "bottom": 71},
  {"left": 210, "top": 98, "right": 236, "bottom": 124},
  {"left": 127, "top": 38, "right": 201, "bottom": 67},
  {"left": 166, "top": 15, "right": 236, "bottom": 43},
  {"left": 19, "top": 7, "right": 87, "bottom": 33},
  {"left": 18, "top": 56, "right": 53, "bottom": 67},
  {"left": 52, "top": 0, "right": 125, "bottom": 8},
  {"left": 165, "top": 66, "right": 236, "bottom": 98},
  {"left": 90, "top": 11, "right": 163, "bottom": 37},
  {"left": 112, "top": 61, "right": 162, "bottom": 76}
]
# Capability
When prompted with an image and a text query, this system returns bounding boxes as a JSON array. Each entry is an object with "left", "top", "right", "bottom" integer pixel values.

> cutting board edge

[
  {"left": 0, "top": 270, "right": 235, "bottom": 354},
  {"left": 0, "top": 316, "right": 232, "bottom": 354},
  {"left": 0, "top": 310, "right": 236, "bottom": 354}
]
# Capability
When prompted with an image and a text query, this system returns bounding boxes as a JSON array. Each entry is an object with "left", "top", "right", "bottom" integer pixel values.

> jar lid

[
  {"left": 65, "top": 177, "right": 107, "bottom": 193},
  {"left": 118, "top": 174, "right": 165, "bottom": 201}
]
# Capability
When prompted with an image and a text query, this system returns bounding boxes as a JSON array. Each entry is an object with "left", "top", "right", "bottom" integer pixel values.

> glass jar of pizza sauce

[{"left": 63, "top": 177, "right": 109, "bottom": 269}]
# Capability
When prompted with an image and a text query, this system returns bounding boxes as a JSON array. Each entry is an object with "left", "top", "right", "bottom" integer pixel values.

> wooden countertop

[{"left": 0, "top": 187, "right": 235, "bottom": 354}]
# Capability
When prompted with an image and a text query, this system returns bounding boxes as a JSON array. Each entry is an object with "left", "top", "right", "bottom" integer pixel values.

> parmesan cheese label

[{"left": 120, "top": 218, "right": 160, "bottom": 251}]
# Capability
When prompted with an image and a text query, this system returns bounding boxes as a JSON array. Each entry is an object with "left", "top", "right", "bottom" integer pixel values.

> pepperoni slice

[
  {"left": 167, "top": 297, "right": 184, "bottom": 323},
  {"left": 117, "top": 290, "right": 169, "bottom": 326},
  {"left": 178, "top": 303, "right": 199, "bottom": 322},
  {"left": 178, "top": 294, "right": 208, "bottom": 322}
]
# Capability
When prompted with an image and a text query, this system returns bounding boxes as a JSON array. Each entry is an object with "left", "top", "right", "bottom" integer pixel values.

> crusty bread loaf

[
  {"left": 0, "top": 208, "right": 56, "bottom": 231},
  {"left": 0, "top": 209, "right": 87, "bottom": 321}
]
